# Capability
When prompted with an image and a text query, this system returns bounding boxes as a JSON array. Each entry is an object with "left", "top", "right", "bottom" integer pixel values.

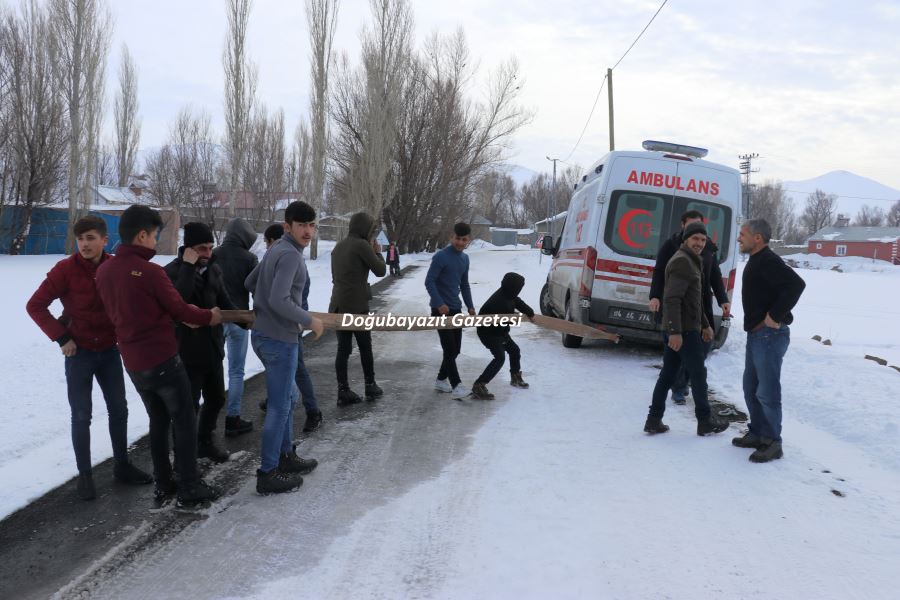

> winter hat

[
  {"left": 184, "top": 222, "right": 214, "bottom": 247},
  {"left": 682, "top": 221, "right": 708, "bottom": 240}
]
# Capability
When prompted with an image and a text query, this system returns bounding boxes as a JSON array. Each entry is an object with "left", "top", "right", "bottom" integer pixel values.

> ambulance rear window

[{"left": 604, "top": 191, "right": 669, "bottom": 260}]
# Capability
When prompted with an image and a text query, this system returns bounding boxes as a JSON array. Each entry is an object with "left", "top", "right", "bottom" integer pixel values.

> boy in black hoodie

[{"left": 471, "top": 273, "right": 535, "bottom": 400}]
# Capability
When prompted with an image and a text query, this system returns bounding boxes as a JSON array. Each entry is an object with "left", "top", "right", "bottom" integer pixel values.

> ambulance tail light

[
  {"left": 725, "top": 268, "right": 736, "bottom": 298},
  {"left": 579, "top": 246, "right": 597, "bottom": 297}
]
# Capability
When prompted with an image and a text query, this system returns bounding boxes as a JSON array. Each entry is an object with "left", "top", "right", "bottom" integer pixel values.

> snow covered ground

[{"left": 2, "top": 242, "right": 900, "bottom": 599}]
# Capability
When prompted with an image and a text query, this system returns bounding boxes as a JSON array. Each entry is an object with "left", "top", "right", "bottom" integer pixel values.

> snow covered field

[{"left": 2, "top": 242, "right": 899, "bottom": 598}]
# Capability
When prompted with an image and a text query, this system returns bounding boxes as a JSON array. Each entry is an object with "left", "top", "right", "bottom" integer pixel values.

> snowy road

[{"left": 48, "top": 249, "right": 900, "bottom": 600}]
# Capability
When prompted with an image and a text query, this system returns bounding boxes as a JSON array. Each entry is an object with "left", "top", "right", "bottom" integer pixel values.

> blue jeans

[
  {"left": 743, "top": 325, "right": 790, "bottom": 442},
  {"left": 290, "top": 336, "right": 319, "bottom": 414},
  {"left": 252, "top": 332, "right": 299, "bottom": 472},
  {"left": 224, "top": 323, "right": 249, "bottom": 417},
  {"left": 64, "top": 346, "right": 129, "bottom": 473},
  {"left": 649, "top": 331, "right": 712, "bottom": 421}
]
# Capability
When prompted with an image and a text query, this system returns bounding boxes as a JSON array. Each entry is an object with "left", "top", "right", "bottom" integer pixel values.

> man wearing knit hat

[
  {"left": 164, "top": 222, "right": 238, "bottom": 463},
  {"left": 644, "top": 221, "right": 729, "bottom": 437}
]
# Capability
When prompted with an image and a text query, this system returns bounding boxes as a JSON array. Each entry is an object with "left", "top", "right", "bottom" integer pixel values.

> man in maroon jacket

[
  {"left": 96, "top": 206, "right": 222, "bottom": 507},
  {"left": 27, "top": 216, "right": 153, "bottom": 501}
]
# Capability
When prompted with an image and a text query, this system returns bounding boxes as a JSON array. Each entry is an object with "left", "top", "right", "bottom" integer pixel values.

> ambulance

[{"left": 539, "top": 140, "right": 742, "bottom": 348}]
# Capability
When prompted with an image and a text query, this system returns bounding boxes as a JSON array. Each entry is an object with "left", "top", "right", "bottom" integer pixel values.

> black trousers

[
  {"left": 649, "top": 331, "right": 711, "bottom": 421},
  {"left": 434, "top": 308, "right": 463, "bottom": 387},
  {"left": 127, "top": 355, "right": 199, "bottom": 484},
  {"left": 476, "top": 333, "right": 521, "bottom": 384},
  {"left": 185, "top": 359, "right": 226, "bottom": 439},
  {"left": 335, "top": 330, "right": 375, "bottom": 387}
]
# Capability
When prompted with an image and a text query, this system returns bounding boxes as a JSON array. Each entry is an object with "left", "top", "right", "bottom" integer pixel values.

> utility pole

[
  {"left": 738, "top": 152, "right": 759, "bottom": 217},
  {"left": 545, "top": 156, "right": 559, "bottom": 228},
  {"left": 607, "top": 68, "right": 615, "bottom": 151}
]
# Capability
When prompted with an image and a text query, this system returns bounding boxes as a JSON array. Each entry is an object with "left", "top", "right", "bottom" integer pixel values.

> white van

[{"left": 539, "top": 140, "right": 741, "bottom": 348}]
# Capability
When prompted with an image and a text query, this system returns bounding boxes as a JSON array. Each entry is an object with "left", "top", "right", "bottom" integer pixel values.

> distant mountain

[
  {"left": 781, "top": 171, "right": 900, "bottom": 218},
  {"left": 499, "top": 164, "right": 540, "bottom": 188}
]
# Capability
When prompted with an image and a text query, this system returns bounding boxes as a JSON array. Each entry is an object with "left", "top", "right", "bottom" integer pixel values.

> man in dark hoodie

[
  {"left": 648, "top": 210, "right": 731, "bottom": 404},
  {"left": 470, "top": 273, "right": 535, "bottom": 400},
  {"left": 329, "top": 211, "right": 387, "bottom": 404},
  {"left": 163, "top": 222, "right": 236, "bottom": 463},
  {"left": 644, "top": 222, "right": 729, "bottom": 437},
  {"left": 213, "top": 218, "right": 259, "bottom": 436}
]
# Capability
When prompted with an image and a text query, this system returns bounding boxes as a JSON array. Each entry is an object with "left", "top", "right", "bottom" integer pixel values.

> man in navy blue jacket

[{"left": 425, "top": 222, "right": 476, "bottom": 399}]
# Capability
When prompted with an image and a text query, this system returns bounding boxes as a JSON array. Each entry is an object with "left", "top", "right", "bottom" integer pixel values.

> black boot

[
  {"left": 256, "top": 469, "right": 303, "bottom": 495},
  {"left": 697, "top": 416, "right": 729, "bottom": 436},
  {"left": 176, "top": 479, "right": 221, "bottom": 507},
  {"left": 224, "top": 415, "right": 253, "bottom": 437},
  {"left": 113, "top": 461, "right": 153, "bottom": 485},
  {"left": 153, "top": 479, "right": 177, "bottom": 504},
  {"left": 749, "top": 439, "right": 784, "bottom": 463},
  {"left": 302, "top": 411, "right": 323, "bottom": 433},
  {"left": 510, "top": 372, "right": 529, "bottom": 388},
  {"left": 643, "top": 417, "right": 669, "bottom": 434},
  {"left": 198, "top": 435, "right": 230, "bottom": 463},
  {"left": 337, "top": 386, "right": 363, "bottom": 406},
  {"left": 471, "top": 382, "right": 495, "bottom": 400},
  {"left": 278, "top": 445, "right": 318, "bottom": 475},
  {"left": 364, "top": 382, "right": 384, "bottom": 401},
  {"left": 732, "top": 431, "right": 764, "bottom": 448},
  {"left": 76, "top": 471, "right": 96, "bottom": 500}
]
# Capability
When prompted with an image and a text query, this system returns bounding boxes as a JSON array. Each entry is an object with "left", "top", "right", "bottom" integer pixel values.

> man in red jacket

[
  {"left": 27, "top": 216, "right": 153, "bottom": 501},
  {"left": 96, "top": 206, "right": 223, "bottom": 507}
]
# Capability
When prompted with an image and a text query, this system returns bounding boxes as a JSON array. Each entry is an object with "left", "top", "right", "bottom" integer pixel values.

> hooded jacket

[
  {"left": 328, "top": 212, "right": 386, "bottom": 314},
  {"left": 26, "top": 252, "right": 117, "bottom": 351},
  {"left": 212, "top": 218, "right": 259, "bottom": 310},
  {"left": 95, "top": 244, "right": 212, "bottom": 372},
  {"left": 163, "top": 249, "right": 237, "bottom": 366},
  {"left": 662, "top": 245, "right": 710, "bottom": 335},
  {"left": 476, "top": 273, "right": 535, "bottom": 339}
]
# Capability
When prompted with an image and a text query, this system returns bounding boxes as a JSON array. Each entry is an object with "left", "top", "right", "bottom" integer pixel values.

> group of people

[{"left": 644, "top": 212, "right": 806, "bottom": 463}]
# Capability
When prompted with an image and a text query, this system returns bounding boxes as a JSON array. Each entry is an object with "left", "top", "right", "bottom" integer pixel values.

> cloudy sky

[{"left": 107, "top": 0, "right": 900, "bottom": 191}]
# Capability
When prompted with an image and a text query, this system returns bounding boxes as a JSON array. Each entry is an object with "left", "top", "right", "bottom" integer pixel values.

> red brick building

[{"left": 807, "top": 225, "right": 900, "bottom": 264}]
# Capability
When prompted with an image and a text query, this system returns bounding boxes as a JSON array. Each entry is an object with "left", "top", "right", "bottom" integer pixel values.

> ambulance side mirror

[{"left": 540, "top": 235, "right": 555, "bottom": 256}]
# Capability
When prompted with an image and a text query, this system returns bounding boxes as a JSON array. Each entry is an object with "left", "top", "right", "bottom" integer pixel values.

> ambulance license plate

[{"left": 608, "top": 307, "right": 653, "bottom": 324}]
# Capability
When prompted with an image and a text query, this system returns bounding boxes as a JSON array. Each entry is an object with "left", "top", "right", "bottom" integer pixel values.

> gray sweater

[{"left": 245, "top": 234, "right": 312, "bottom": 343}]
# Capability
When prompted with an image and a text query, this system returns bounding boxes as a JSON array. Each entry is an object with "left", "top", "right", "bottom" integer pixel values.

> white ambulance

[{"left": 539, "top": 140, "right": 742, "bottom": 348}]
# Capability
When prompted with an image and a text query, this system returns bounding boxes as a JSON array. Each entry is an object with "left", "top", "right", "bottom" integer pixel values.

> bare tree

[
  {"left": 800, "top": 189, "right": 837, "bottom": 236},
  {"left": 2, "top": 2, "right": 69, "bottom": 254},
  {"left": 96, "top": 142, "right": 116, "bottom": 185},
  {"left": 305, "top": 0, "right": 339, "bottom": 258},
  {"left": 223, "top": 0, "right": 257, "bottom": 218},
  {"left": 49, "top": 0, "right": 111, "bottom": 252},
  {"left": 288, "top": 119, "right": 312, "bottom": 200},
  {"left": 472, "top": 170, "right": 516, "bottom": 226},
  {"left": 887, "top": 199, "right": 900, "bottom": 228},
  {"left": 749, "top": 180, "right": 801, "bottom": 243},
  {"left": 113, "top": 43, "right": 139, "bottom": 187},
  {"left": 243, "top": 104, "right": 286, "bottom": 227},
  {"left": 853, "top": 204, "right": 886, "bottom": 227}
]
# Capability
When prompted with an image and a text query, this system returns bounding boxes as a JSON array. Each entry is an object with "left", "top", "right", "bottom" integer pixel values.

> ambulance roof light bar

[{"left": 642, "top": 140, "right": 708, "bottom": 159}]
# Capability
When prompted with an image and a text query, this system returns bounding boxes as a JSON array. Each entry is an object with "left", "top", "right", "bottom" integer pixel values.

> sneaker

[
  {"left": 364, "top": 382, "right": 384, "bottom": 401},
  {"left": 198, "top": 437, "right": 230, "bottom": 463},
  {"left": 337, "top": 386, "right": 363, "bottom": 406},
  {"left": 256, "top": 469, "right": 303, "bottom": 495},
  {"left": 113, "top": 461, "right": 153, "bottom": 485},
  {"left": 176, "top": 479, "right": 221, "bottom": 506},
  {"left": 76, "top": 471, "right": 96, "bottom": 500},
  {"left": 672, "top": 394, "right": 687, "bottom": 406},
  {"left": 278, "top": 445, "right": 318, "bottom": 475},
  {"left": 302, "top": 411, "right": 323, "bottom": 433},
  {"left": 697, "top": 416, "right": 729, "bottom": 436},
  {"left": 259, "top": 399, "right": 268, "bottom": 412},
  {"left": 643, "top": 417, "right": 670, "bottom": 434},
  {"left": 510, "top": 372, "right": 529, "bottom": 389},
  {"left": 434, "top": 378, "right": 452, "bottom": 393},
  {"left": 732, "top": 431, "right": 764, "bottom": 448},
  {"left": 225, "top": 415, "right": 253, "bottom": 437},
  {"left": 749, "top": 439, "right": 784, "bottom": 463},
  {"left": 450, "top": 384, "right": 471, "bottom": 399},
  {"left": 471, "top": 382, "right": 495, "bottom": 400}
]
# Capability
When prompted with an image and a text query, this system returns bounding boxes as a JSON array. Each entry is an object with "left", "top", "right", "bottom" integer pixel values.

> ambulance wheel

[
  {"left": 561, "top": 298, "right": 583, "bottom": 349},
  {"left": 539, "top": 283, "right": 554, "bottom": 316}
]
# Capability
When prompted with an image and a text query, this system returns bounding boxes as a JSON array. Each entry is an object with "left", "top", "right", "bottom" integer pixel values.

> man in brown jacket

[
  {"left": 329, "top": 212, "right": 387, "bottom": 405},
  {"left": 643, "top": 222, "right": 729, "bottom": 437}
]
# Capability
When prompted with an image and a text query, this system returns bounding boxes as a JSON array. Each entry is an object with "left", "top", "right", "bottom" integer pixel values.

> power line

[{"left": 562, "top": 0, "right": 669, "bottom": 162}]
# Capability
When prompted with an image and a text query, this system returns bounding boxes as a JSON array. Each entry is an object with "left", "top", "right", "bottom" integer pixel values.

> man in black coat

[
  {"left": 470, "top": 272, "right": 535, "bottom": 400},
  {"left": 164, "top": 222, "right": 237, "bottom": 462},
  {"left": 648, "top": 210, "right": 731, "bottom": 404},
  {"left": 212, "top": 218, "right": 259, "bottom": 436}
]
